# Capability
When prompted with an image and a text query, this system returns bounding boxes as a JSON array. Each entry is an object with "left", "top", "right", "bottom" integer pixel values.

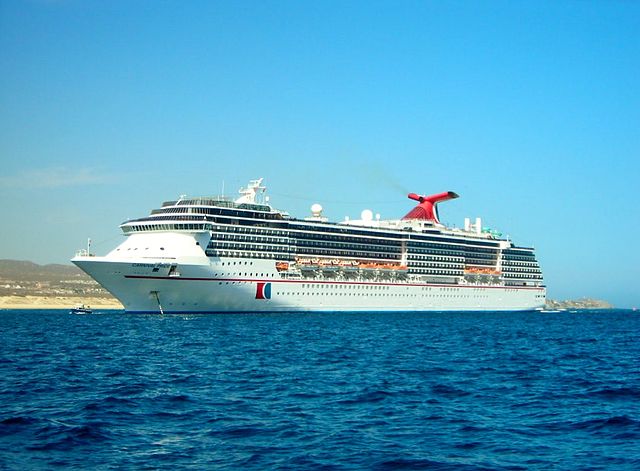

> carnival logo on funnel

[{"left": 255, "top": 282, "right": 272, "bottom": 300}]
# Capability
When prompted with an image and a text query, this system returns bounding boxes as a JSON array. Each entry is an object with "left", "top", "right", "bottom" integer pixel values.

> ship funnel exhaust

[{"left": 402, "top": 191, "right": 459, "bottom": 223}]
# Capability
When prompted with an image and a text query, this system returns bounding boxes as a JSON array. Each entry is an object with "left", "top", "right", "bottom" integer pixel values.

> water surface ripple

[{"left": 1, "top": 309, "right": 638, "bottom": 470}]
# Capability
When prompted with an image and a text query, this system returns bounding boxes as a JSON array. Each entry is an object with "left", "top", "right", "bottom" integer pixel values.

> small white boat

[{"left": 70, "top": 304, "right": 92, "bottom": 314}]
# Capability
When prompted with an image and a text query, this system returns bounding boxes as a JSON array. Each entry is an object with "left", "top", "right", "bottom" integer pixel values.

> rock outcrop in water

[{"left": 545, "top": 298, "right": 613, "bottom": 310}]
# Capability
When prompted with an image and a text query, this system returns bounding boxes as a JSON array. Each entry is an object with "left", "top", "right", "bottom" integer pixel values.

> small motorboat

[{"left": 70, "top": 304, "right": 92, "bottom": 314}]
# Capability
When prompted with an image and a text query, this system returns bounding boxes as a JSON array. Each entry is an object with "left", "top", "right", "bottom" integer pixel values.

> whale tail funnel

[{"left": 402, "top": 191, "right": 459, "bottom": 223}]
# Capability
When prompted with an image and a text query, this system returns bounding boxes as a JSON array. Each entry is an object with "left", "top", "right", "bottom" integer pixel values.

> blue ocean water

[{"left": 0, "top": 309, "right": 639, "bottom": 470}]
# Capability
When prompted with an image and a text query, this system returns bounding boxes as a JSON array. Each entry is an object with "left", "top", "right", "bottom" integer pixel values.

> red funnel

[{"left": 402, "top": 191, "right": 459, "bottom": 223}]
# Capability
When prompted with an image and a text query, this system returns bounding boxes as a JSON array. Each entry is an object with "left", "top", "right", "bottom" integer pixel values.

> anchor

[{"left": 150, "top": 291, "right": 164, "bottom": 314}]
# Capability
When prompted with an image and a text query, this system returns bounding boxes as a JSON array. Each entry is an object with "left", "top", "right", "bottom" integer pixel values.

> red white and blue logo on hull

[{"left": 255, "top": 282, "right": 272, "bottom": 300}]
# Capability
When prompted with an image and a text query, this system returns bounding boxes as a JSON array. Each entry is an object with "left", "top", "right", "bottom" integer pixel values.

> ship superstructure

[{"left": 72, "top": 178, "right": 545, "bottom": 313}]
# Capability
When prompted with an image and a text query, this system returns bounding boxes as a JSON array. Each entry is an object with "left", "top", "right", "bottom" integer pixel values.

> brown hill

[
  {"left": 0, "top": 259, "right": 113, "bottom": 299},
  {"left": 0, "top": 259, "right": 85, "bottom": 280}
]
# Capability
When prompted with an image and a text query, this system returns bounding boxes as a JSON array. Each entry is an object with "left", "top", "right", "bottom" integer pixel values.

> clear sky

[{"left": 1, "top": 1, "right": 638, "bottom": 307}]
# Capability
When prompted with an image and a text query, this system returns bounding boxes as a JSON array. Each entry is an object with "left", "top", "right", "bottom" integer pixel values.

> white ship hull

[
  {"left": 73, "top": 255, "right": 545, "bottom": 314},
  {"left": 72, "top": 179, "right": 546, "bottom": 313}
]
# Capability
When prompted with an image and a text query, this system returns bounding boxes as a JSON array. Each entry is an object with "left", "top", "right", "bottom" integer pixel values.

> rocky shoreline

[{"left": 545, "top": 298, "right": 613, "bottom": 310}]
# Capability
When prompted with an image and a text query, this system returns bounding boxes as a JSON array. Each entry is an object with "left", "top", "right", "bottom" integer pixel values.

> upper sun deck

[
  {"left": 154, "top": 197, "right": 273, "bottom": 214},
  {"left": 150, "top": 178, "right": 280, "bottom": 215}
]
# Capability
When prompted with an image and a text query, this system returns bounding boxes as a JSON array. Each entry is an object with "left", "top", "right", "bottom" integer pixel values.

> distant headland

[
  {"left": 0, "top": 259, "right": 122, "bottom": 309},
  {"left": 0, "top": 259, "right": 612, "bottom": 311}
]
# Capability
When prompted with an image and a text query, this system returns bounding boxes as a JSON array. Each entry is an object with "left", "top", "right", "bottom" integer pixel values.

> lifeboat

[
  {"left": 359, "top": 262, "right": 407, "bottom": 270},
  {"left": 465, "top": 267, "right": 502, "bottom": 275}
]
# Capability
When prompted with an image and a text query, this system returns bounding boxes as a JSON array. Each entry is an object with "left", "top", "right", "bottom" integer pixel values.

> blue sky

[{"left": 1, "top": 1, "right": 638, "bottom": 307}]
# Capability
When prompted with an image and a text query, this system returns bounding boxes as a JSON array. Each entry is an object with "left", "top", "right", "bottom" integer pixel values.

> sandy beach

[{"left": 0, "top": 296, "right": 123, "bottom": 310}]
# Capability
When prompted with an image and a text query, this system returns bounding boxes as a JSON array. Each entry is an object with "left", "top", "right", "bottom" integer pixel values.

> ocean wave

[
  {"left": 0, "top": 415, "right": 38, "bottom": 427},
  {"left": 431, "top": 383, "right": 471, "bottom": 397},
  {"left": 374, "top": 457, "right": 496, "bottom": 470},
  {"left": 574, "top": 415, "right": 640, "bottom": 430},
  {"left": 26, "top": 420, "right": 113, "bottom": 451},
  {"left": 336, "top": 389, "right": 393, "bottom": 405},
  {"left": 539, "top": 415, "right": 640, "bottom": 434},
  {"left": 208, "top": 425, "right": 269, "bottom": 439},
  {"left": 587, "top": 386, "right": 640, "bottom": 400}
]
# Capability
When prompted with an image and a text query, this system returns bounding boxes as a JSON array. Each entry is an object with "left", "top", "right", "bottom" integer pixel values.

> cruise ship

[{"left": 72, "top": 179, "right": 545, "bottom": 313}]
